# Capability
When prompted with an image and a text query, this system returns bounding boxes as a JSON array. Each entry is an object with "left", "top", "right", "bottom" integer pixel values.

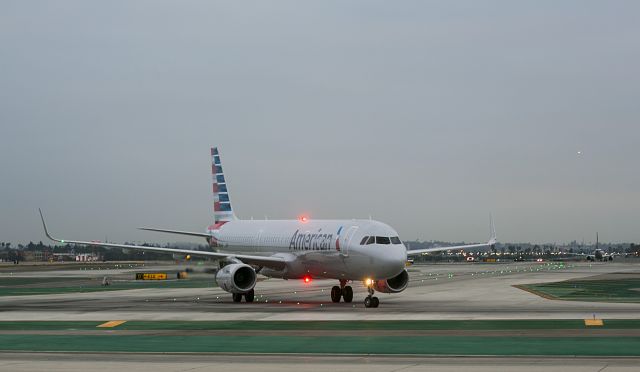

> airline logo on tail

[
  {"left": 211, "top": 147, "right": 235, "bottom": 223},
  {"left": 209, "top": 147, "right": 236, "bottom": 247}
]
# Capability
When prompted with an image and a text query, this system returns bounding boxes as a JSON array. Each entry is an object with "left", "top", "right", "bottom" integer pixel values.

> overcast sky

[{"left": 1, "top": 1, "right": 639, "bottom": 245}]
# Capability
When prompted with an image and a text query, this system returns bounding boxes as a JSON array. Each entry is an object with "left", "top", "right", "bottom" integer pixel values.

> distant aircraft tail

[
  {"left": 489, "top": 214, "right": 497, "bottom": 247},
  {"left": 211, "top": 147, "right": 237, "bottom": 223}
]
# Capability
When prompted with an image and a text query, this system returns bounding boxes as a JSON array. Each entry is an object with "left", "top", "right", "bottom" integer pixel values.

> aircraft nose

[
  {"left": 396, "top": 244, "right": 408, "bottom": 265},
  {"left": 380, "top": 244, "right": 407, "bottom": 276}
]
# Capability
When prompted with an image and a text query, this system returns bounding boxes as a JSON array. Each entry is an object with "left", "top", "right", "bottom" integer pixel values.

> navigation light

[{"left": 303, "top": 275, "right": 312, "bottom": 284}]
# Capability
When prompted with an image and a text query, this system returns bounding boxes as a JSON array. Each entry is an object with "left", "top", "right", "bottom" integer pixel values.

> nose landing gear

[
  {"left": 330, "top": 280, "right": 353, "bottom": 303},
  {"left": 364, "top": 283, "right": 379, "bottom": 308}
]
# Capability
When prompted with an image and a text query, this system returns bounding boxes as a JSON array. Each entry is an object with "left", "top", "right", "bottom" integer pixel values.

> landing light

[{"left": 365, "top": 278, "right": 374, "bottom": 286}]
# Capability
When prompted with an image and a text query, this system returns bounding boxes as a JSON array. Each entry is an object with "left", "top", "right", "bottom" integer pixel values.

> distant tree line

[
  {"left": 0, "top": 241, "right": 209, "bottom": 262},
  {"left": 1, "top": 240, "right": 639, "bottom": 263},
  {"left": 404, "top": 241, "right": 640, "bottom": 262}
]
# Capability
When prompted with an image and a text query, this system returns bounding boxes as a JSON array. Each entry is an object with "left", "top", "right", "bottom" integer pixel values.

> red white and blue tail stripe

[{"left": 211, "top": 147, "right": 236, "bottom": 223}]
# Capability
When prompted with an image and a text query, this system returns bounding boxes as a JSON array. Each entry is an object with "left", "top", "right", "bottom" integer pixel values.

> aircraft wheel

[
  {"left": 371, "top": 296, "right": 380, "bottom": 308},
  {"left": 342, "top": 286, "right": 353, "bottom": 303},
  {"left": 364, "top": 296, "right": 372, "bottom": 308},
  {"left": 244, "top": 289, "right": 255, "bottom": 303},
  {"left": 232, "top": 293, "right": 243, "bottom": 303},
  {"left": 331, "top": 286, "right": 342, "bottom": 303}
]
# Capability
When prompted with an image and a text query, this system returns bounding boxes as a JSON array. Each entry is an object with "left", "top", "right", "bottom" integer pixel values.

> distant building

[
  {"left": 76, "top": 253, "right": 100, "bottom": 262},
  {"left": 23, "top": 251, "right": 52, "bottom": 262}
]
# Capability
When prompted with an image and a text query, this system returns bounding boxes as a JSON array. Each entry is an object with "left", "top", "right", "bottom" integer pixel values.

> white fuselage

[{"left": 206, "top": 219, "right": 407, "bottom": 281}]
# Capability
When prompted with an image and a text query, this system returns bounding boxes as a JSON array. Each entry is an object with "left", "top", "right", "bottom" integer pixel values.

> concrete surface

[
  {"left": 1, "top": 261, "right": 639, "bottom": 321},
  {"left": 0, "top": 353, "right": 639, "bottom": 372}
]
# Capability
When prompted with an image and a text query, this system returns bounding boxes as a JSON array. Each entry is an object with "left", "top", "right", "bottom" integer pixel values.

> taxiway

[{"left": 1, "top": 261, "right": 639, "bottom": 321}]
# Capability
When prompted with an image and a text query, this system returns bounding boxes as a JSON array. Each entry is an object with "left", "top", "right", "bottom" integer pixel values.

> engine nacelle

[
  {"left": 215, "top": 263, "right": 257, "bottom": 294},
  {"left": 373, "top": 269, "right": 409, "bottom": 293}
]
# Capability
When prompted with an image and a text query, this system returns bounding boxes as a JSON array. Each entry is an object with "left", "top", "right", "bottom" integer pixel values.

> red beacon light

[
  {"left": 298, "top": 215, "right": 309, "bottom": 223},
  {"left": 303, "top": 275, "right": 312, "bottom": 284}
]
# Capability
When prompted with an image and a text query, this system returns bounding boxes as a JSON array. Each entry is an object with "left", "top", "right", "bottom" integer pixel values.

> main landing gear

[
  {"left": 232, "top": 289, "right": 255, "bottom": 303},
  {"left": 364, "top": 283, "right": 379, "bottom": 308},
  {"left": 331, "top": 280, "right": 353, "bottom": 303}
]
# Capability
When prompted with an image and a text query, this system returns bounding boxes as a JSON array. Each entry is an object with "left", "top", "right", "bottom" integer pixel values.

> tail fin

[
  {"left": 488, "top": 214, "right": 497, "bottom": 247},
  {"left": 211, "top": 147, "right": 237, "bottom": 223}
]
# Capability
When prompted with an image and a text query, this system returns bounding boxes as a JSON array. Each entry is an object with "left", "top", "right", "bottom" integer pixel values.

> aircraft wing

[
  {"left": 406, "top": 241, "right": 495, "bottom": 255},
  {"left": 407, "top": 216, "right": 497, "bottom": 256},
  {"left": 563, "top": 252, "right": 611, "bottom": 257},
  {"left": 39, "top": 210, "right": 286, "bottom": 271},
  {"left": 137, "top": 227, "right": 213, "bottom": 238}
]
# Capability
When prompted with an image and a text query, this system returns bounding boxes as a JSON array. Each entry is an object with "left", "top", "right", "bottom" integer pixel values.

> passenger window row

[{"left": 359, "top": 236, "right": 402, "bottom": 245}]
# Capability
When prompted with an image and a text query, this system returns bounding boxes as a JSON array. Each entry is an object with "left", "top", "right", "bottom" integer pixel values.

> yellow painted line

[
  {"left": 97, "top": 320, "right": 127, "bottom": 328},
  {"left": 584, "top": 319, "right": 604, "bottom": 326}
]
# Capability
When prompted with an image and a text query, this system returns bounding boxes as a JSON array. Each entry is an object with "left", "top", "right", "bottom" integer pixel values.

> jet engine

[
  {"left": 215, "top": 263, "right": 257, "bottom": 294},
  {"left": 373, "top": 269, "right": 409, "bottom": 293}
]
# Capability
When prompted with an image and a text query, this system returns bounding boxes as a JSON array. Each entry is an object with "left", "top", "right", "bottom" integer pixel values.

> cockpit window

[
  {"left": 366, "top": 236, "right": 375, "bottom": 245},
  {"left": 360, "top": 236, "right": 369, "bottom": 245},
  {"left": 375, "top": 236, "right": 391, "bottom": 245},
  {"left": 390, "top": 236, "right": 402, "bottom": 244}
]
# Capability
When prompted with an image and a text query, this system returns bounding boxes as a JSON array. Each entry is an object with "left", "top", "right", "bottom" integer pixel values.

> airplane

[
  {"left": 39, "top": 147, "right": 496, "bottom": 308},
  {"left": 574, "top": 233, "right": 615, "bottom": 262}
]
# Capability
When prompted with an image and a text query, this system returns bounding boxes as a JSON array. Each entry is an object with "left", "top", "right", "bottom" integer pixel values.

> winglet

[
  {"left": 488, "top": 214, "right": 497, "bottom": 247},
  {"left": 39, "top": 209, "right": 62, "bottom": 243}
]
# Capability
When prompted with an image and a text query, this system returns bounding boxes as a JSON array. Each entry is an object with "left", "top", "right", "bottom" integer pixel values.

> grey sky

[{"left": 1, "top": 1, "right": 639, "bottom": 244}]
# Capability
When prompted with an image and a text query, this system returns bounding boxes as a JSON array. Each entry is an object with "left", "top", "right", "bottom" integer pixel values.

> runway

[
  {"left": 1, "top": 353, "right": 639, "bottom": 372},
  {"left": 2, "top": 260, "right": 640, "bottom": 370},
  {"left": 1, "top": 260, "right": 639, "bottom": 321}
]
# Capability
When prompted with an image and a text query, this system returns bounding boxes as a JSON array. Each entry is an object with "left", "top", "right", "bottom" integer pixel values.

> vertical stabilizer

[
  {"left": 211, "top": 147, "right": 237, "bottom": 223},
  {"left": 488, "top": 214, "right": 497, "bottom": 246}
]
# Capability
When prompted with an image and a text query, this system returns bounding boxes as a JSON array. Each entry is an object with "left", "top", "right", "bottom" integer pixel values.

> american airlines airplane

[{"left": 40, "top": 147, "right": 496, "bottom": 308}]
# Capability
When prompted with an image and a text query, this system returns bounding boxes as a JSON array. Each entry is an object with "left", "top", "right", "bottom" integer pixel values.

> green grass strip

[
  {"left": 0, "top": 334, "right": 639, "bottom": 356},
  {"left": 2, "top": 320, "right": 640, "bottom": 331},
  {"left": 0, "top": 279, "right": 215, "bottom": 296},
  {"left": 519, "top": 278, "right": 640, "bottom": 303}
]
